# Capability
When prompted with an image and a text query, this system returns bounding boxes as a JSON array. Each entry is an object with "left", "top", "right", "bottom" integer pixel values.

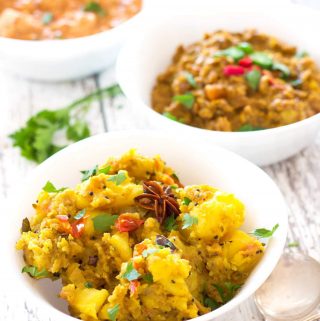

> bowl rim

[
  {"left": 116, "top": 5, "right": 320, "bottom": 138},
  {"left": 4, "top": 130, "right": 288, "bottom": 321}
]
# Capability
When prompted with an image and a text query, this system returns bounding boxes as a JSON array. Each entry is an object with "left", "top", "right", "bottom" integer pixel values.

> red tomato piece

[
  {"left": 115, "top": 214, "right": 144, "bottom": 232},
  {"left": 223, "top": 65, "right": 245, "bottom": 76},
  {"left": 71, "top": 221, "right": 85, "bottom": 238},
  {"left": 238, "top": 57, "right": 253, "bottom": 68}
]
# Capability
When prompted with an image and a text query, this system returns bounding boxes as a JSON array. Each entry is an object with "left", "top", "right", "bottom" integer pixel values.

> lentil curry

[
  {"left": 152, "top": 29, "right": 320, "bottom": 131},
  {"left": 17, "top": 150, "right": 267, "bottom": 321},
  {"left": 0, "top": 0, "right": 141, "bottom": 40}
]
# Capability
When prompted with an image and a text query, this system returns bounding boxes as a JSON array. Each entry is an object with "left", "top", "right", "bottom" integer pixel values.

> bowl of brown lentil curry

[{"left": 116, "top": 5, "right": 320, "bottom": 166}]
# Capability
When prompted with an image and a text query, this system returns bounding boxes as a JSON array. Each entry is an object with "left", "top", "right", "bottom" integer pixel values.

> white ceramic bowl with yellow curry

[{"left": 4, "top": 130, "right": 287, "bottom": 321}]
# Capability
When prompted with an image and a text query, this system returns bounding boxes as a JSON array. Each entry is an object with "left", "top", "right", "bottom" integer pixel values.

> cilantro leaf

[
  {"left": 122, "top": 262, "right": 141, "bottom": 281},
  {"left": 74, "top": 209, "right": 86, "bottom": 220},
  {"left": 10, "top": 84, "right": 122, "bottom": 164},
  {"left": 142, "top": 248, "right": 159, "bottom": 258},
  {"left": 84, "top": 281, "right": 93, "bottom": 288},
  {"left": 183, "top": 71, "right": 197, "bottom": 88},
  {"left": 163, "top": 111, "right": 184, "bottom": 123},
  {"left": 251, "top": 224, "right": 279, "bottom": 239},
  {"left": 250, "top": 52, "right": 273, "bottom": 69},
  {"left": 272, "top": 62, "right": 290, "bottom": 78},
  {"left": 81, "top": 165, "right": 99, "bottom": 181},
  {"left": 107, "top": 304, "right": 119, "bottom": 321},
  {"left": 84, "top": 2, "right": 106, "bottom": 16},
  {"left": 142, "top": 273, "right": 153, "bottom": 284},
  {"left": 164, "top": 215, "right": 178, "bottom": 232},
  {"left": 42, "top": 181, "right": 67, "bottom": 193},
  {"left": 107, "top": 171, "right": 127, "bottom": 185},
  {"left": 99, "top": 165, "right": 111, "bottom": 175},
  {"left": 182, "top": 214, "right": 198, "bottom": 229},
  {"left": 92, "top": 214, "right": 118, "bottom": 232},
  {"left": 204, "top": 296, "right": 220, "bottom": 310},
  {"left": 181, "top": 197, "right": 191, "bottom": 206},
  {"left": 214, "top": 47, "right": 245, "bottom": 61},
  {"left": 237, "top": 42, "right": 253, "bottom": 54},
  {"left": 245, "top": 69, "right": 261, "bottom": 91},
  {"left": 237, "top": 124, "right": 264, "bottom": 132},
  {"left": 42, "top": 12, "right": 53, "bottom": 25},
  {"left": 22, "top": 265, "right": 49, "bottom": 278},
  {"left": 213, "top": 282, "right": 242, "bottom": 303},
  {"left": 173, "top": 93, "right": 195, "bottom": 109}
]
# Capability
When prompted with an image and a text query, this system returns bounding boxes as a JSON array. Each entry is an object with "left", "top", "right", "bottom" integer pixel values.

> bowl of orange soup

[{"left": 0, "top": 0, "right": 144, "bottom": 80}]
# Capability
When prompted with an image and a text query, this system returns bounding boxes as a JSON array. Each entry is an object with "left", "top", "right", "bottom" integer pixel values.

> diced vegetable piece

[
  {"left": 250, "top": 52, "right": 273, "bottom": 69},
  {"left": 223, "top": 65, "right": 245, "bottom": 76},
  {"left": 245, "top": 70, "right": 261, "bottom": 90}
]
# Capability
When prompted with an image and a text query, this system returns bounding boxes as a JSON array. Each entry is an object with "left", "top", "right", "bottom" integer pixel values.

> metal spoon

[{"left": 254, "top": 252, "right": 320, "bottom": 321}]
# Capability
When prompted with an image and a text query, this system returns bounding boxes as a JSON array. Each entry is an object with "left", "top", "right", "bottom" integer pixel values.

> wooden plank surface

[{"left": 0, "top": 66, "right": 319, "bottom": 321}]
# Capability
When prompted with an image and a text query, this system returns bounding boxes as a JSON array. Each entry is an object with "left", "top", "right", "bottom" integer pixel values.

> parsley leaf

[
  {"left": 107, "top": 171, "right": 127, "bottom": 185},
  {"left": 182, "top": 214, "right": 198, "bottom": 229},
  {"left": 42, "top": 12, "right": 53, "bottom": 25},
  {"left": 42, "top": 181, "right": 66, "bottom": 193},
  {"left": 142, "top": 248, "right": 159, "bottom": 258},
  {"left": 122, "top": 262, "right": 141, "bottom": 281},
  {"left": 251, "top": 223, "right": 279, "bottom": 239},
  {"left": 22, "top": 266, "right": 49, "bottom": 278},
  {"left": 181, "top": 197, "right": 191, "bottom": 206},
  {"left": 84, "top": 281, "right": 93, "bottom": 288},
  {"left": 142, "top": 273, "right": 153, "bottom": 284},
  {"left": 74, "top": 209, "right": 86, "bottom": 220},
  {"left": 164, "top": 215, "right": 178, "bottom": 232},
  {"left": 92, "top": 214, "right": 118, "bottom": 232},
  {"left": 107, "top": 304, "right": 119, "bottom": 321},
  {"left": 84, "top": 2, "right": 106, "bottom": 16},
  {"left": 10, "top": 84, "right": 122, "bottom": 164},
  {"left": 163, "top": 111, "right": 184, "bottom": 123},
  {"left": 173, "top": 93, "right": 195, "bottom": 109}
]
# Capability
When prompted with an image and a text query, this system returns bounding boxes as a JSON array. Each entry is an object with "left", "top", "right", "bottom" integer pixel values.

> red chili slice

[
  {"left": 129, "top": 280, "right": 140, "bottom": 296},
  {"left": 238, "top": 57, "right": 253, "bottom": 68},
  {"left": 115, "top": 214, "right": 144, "bottom": 232},
  {"left": 223, "top": 65, "right": 245, "bottom": 76}
]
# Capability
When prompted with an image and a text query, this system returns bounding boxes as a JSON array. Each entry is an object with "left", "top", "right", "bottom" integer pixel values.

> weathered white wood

[{"left": 0, "top": 66, "right": 319, "bottom": 321}]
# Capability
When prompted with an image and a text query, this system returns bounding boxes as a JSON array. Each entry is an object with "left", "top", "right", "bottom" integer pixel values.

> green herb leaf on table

[
  {"left": 237, "top": 42, "right": 254, "bottom": 54},
  {"left": 9, "top": 84, "right": 122, "bottom": 164},
  {"left": 142, "top": 248, "right": 159, "bottom": 258},
  {"left": 173, "top": 93, "right": 195, "bottom": 109},
  {"left": 22, "top": 265, "right": 49, "bottom": 278},
  {"left": 288, "top": 241, "right": 300, "bottom": 248},
  {"left": 42, "top": 181, "right": 67, "bottom": 193},
  {"left": 142, "top": 273, "right": 153, "bottom": 284},
  {"left": 164, "top": 215, "right": 178, "bottom": 232},
  {"left": 107, "top": 171, "right": 127, "bottom": 185},
  {"left": 181, "top": 197, "right": 192, "bottom": 206},
  {"left": 252, "top": 223, "right": 279, "bottom": 239},
  {"left": 107, "top": 304, "right": 120, "bottom": 321},
  {"left": 214, "top": 47, "right": 245, "bottom": 61},
  {"left": 74, "top": 209, "right": 86, "bottom": 220},
  {"left": 272, "top": 62, "right": 290, "bottom": 78},
  {"left": 42, "top": 12, "right": 53, "bottom": 25},
  {"left": 245, "top": 69, "right": 261, "bottom": 91},
  {"left": 122, "top": 262, "right": 141, "bottom": 281},
  {"left": 92, "top": 214, "right": 118, "bottom": 232},
  {"left": 250, "top": 52, "right": 273, "bottom": 69},
  {"left": 237, "top": 124, "right": 264, "bottom": 132},
  {"left": 84, "top": 281, "right": 93, "bottom": 288},
  {"left": 182, "top": 214, "right": 198, "bottom": 229},
  {"left": 84, "top": 2, "right": 106, "bottom": 16},
  {"left": 183, "top": 71, "right": 197, "bottom": 88}
]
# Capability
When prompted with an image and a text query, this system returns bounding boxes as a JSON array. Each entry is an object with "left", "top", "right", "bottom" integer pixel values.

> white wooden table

[{"left": 0, "top": 66, "right": 319, "bottom": 321}]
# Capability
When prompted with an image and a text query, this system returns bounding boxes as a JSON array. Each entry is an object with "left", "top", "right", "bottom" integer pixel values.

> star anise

[{"left": 135, "top": 181, "right": 181, "bottom": 224}]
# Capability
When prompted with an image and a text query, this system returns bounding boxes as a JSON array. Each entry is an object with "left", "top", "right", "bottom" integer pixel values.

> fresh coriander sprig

[
  {"left": 10, "top": 84, "right": 122, "bottom": 164},
  {"left": 251, "top": 224, "right": 279, "bottom": 239}
]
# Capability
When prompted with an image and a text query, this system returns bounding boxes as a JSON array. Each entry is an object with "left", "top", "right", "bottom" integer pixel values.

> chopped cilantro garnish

[
  {"left": 66, "top": 120, "right": 90, "bottom": 141},
  {"left": 245, "top": 69, "right": 261, "bottom": 91},
  {"left": 214, "top": 47, "right": 245, "bottom": 61},
  {"left": 81, "top": 164, "right": 111, "bottom": 181},
  {"left": 92, "top": 214, "right": 118, "bottom": 232},
  {"left": 182, "top": 214, "right": 198, "bottom": 229},
  {"left": 291, "top": 78, "right": 303, "bottom": 87},
  {"left": 183, "top": 71, "right": 197, "bottom": 88},
  {"left": 99, "top": 165, "right": 111, "bottom": 175},
  {"left": 163, "top": 112, "right": 178, "bottom": 121},
  {"left": 42, "top": 181, "right": 67, "bottom": 193},
  {"left": 182, "top": 197, "right": 191, "bottom": 206},
  {"left": 164, "top": 215, "right": 178, "bottom": 232},
  {"left": 251, "top": 223, "right": 279, "bottom": 239},
  {"left": 250, "top": 52, "right": 273, "bottom": 69},
  {"left": 237, "top": 124, "right": 264, "bottom": 132},
  {"left": 173, "top": 93, "right": 195, "bottom": 109},
  {"left": 107, "top": 171, "right": 127, "bottom": 185},
  {"left": 237, "top": 42, "right": 253, "bottom": 54},
  {"left": 272, "top": 62, "right": 290, "bottom": 78},
  {"left": 84, "top": 2, "right": 106, "bottom": 16},
  {"left": 122, "top": 262, "right": 141, "bottom": 281},
  {"left": 42, "top": 12, "right": 53, "bottom": 25},
  {"left": 22, "top": 266, "right": 48, "bottom": 278},
  {"left": 142, "top": 273, "right": 153, "bottom": 284},
  {"left": 204, "top": 296, "right": 220, "bottom": 310},
  {"left": 107, "top": 304, "right": 119, "bottom": 321},
  {"left": 84, "top": 281, "right": 93, "bottom": 288},
  {"left": 74, "top": 209, "right": 86, "bottom": 220},
  {"left": 213, "top": 282, "right": 242, "bottom": 303}
]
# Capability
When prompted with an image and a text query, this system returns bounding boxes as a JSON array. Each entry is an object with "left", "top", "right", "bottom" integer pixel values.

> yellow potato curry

[
  {"left": 0, "top": 0, "right": 141, "bottom": 40},
  {"left": 17, "top": 150, "right": 265, "bottom": 321}
]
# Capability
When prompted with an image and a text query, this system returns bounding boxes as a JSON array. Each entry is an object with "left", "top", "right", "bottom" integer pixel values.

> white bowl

[
  {"left": 116, "top": 3, "right": 320, "bottom": 166},
  {"left": 3, "top": 130, "right": 287, "bottom": 320},
  {"left": 0, "top": 2, "right": 152, "bottom": 81}
]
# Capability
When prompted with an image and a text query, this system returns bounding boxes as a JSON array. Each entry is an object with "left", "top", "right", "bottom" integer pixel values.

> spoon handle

[{"left": 301, "top": 312, "right": 320, "bottom": 321}]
